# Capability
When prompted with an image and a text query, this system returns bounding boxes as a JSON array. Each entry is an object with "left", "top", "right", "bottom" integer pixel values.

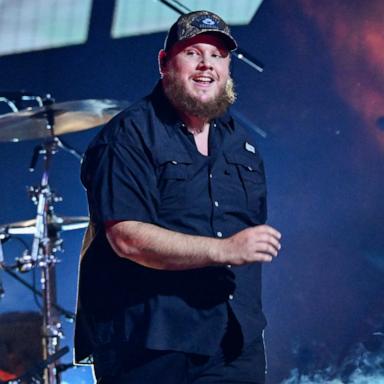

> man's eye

[
  {"left": 212, "top": 53, "right": 222, "bottom": 59},
  {"left": 186, "top": 51, "right": 197, "bottom": 56}
]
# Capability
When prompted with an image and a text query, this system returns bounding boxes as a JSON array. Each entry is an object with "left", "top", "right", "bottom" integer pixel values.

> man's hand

[{"left": 221, "top": 225, "right": 281, "bottom": 265}]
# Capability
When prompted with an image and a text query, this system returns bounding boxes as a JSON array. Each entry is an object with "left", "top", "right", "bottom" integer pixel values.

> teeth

[{"left": 194, "top": 77, "right": 213, "bottom": 83}]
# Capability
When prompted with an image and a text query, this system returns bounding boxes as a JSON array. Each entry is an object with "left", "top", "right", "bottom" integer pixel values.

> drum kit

[{"left": 0, "top": 92, "right": 128, "bottom": 384}]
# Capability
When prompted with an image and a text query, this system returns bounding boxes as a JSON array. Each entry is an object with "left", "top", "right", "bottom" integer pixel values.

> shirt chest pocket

[
  {"left": 224, "top": 152, "right": 267, "bottom": 220},
  {"left": 155, "top": 150, "right": 193, "bottom": 207},
  {"left": 224, "top": 151, "right": 265, "bottom": 183}
]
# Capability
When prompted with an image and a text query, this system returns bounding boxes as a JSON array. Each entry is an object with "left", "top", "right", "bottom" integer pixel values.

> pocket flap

[
  {"left": 155, "top": 150, "right": 193, "bottom": 166},
  {"left": 224, "top": 151, "right": 264, "bottom": 183}
]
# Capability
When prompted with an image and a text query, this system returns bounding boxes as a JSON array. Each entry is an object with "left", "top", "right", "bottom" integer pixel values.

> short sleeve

[{"left": 81, "top": 137, "right": 158, "bottom": 225}]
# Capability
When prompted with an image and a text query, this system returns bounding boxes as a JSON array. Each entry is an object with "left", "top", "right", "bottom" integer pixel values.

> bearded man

[{"left": 75, "top": 10, "right": 281, "bottom": 384}]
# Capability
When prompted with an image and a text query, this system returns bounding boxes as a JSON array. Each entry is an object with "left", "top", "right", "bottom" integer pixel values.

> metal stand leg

[
  {"left": 29, "top": 138, "right": 63, "bottom": 384},
  {"left": 41, "top": 262, "right": 62, "bottom": 384}
]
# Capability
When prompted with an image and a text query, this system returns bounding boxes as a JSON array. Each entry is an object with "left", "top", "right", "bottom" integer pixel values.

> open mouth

[{"left": 192, "top": 76, "right": 214, "bottom": 85}]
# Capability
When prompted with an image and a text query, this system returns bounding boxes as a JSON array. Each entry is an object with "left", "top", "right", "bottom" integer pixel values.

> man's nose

[{"left": 198, "top": 53, "right": 213, "bottom": 69}]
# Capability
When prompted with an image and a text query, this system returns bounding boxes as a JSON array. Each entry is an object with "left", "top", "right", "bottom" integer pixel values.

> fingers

[
  {"left": 254, "top": 240, "right": 280, "bottom": 257},
  {"left": 253, "top": 233, "right": 281, "bottom": 254},
  {"left": 223, "top": 224, "right": 282, "bottom": 266},
  {"left": 256, "top": 253, "right": 273, "bottom": 263},
  {"left": 244, "top": 224, "right": 282, "bottom": 263},
  {"left": 254, "top": 224, "right": 282, "bottom": 241},
  {"left": 250, "top": 225, "right": 281, "bottom": 253}
]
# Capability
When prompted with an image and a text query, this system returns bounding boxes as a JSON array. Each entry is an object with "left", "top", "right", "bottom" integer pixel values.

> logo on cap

[
  {"left": 191, "top": 14, "right": 221, "bottom": 30},
  {"left": 201, "top": 17, "right": 216, "bottom": 26}
]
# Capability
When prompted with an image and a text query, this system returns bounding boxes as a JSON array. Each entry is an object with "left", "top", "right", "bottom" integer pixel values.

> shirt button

[
  {"left": 214, "top": 201, "right": 219, "bottom": 207},
  {"left": 171, "top": 160, "right": 178, "bottom": 165},
  {"left": 227, "top": 264, "right": 232, "bottom": 268},
  {"left": 228, "top": 294, "right": 234, "bottom": 300},
  {"left": 209, "top": 173, "right": 213, "bottom": 179},
  {"left": 247, "top": 166, "right": 253, "bottom": 171},
  {"left": 217, "top": 232, "right": 223, "bottom": 238}
]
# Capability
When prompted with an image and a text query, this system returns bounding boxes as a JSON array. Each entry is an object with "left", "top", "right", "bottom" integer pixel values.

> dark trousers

[{"left": 94, "top": 311, "right": 266, "bottom": 383}]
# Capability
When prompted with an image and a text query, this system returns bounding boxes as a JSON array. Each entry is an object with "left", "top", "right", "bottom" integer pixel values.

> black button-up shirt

[{"left": 75, "top": 82, "right": 268, "bottom": 363}]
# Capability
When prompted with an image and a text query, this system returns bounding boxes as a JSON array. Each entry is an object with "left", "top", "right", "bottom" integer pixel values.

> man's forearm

[
  {"left": 106, "top": 220, "right": 281, "bottom": 271},
  {"left": 106, "top": 220, "right": 224, "bottom": 270}
]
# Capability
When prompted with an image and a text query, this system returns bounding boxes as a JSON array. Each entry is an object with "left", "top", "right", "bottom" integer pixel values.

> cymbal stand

[
  {"left": 0, "top": 91, "right": 43, "bottom": 112},
  {"left": 19, "top": 99, "right": 64, "bottom": 384}
]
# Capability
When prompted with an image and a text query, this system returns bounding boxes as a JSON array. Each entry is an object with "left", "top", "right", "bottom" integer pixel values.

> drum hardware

[
  {"left": 28, "top": 136, "right": 84, "bottom": 170},
  {"left": 0, "top": 96, "right": 129, "bottom": 142},
  {"left": 0, "top": 216, "right": 89, "bottom": 237},
  {"left": 24, "top": 119, "right": 85, "bottom": 383},
  {"left": 0, "top": 92, "right": 127, "bottom": 383},
  {"left": 0, "top": 346, "right": 70, "bottom": 384},
  {"left": 24, "top": 96, "right": 88, "bottom": 383},
  {"left": 0, "top": 91, "right": 43, "bottom": 113},
  {"left": 0, "top": 92, "right": 126, "bottom": 383},
  {"left": 2, "top": 215, "right": 89, "bottom": 274},
  {"left": 0, "top": 311, "right": 44, "bottom": 383},
  {"left": 0, "top": 264, "right": 75, "bottom": 321},
  {"left": 21, "top": 135, "right": 68, "bottom": 384}
]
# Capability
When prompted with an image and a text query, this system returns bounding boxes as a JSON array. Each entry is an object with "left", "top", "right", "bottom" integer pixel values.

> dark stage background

[{"left": 0, "top": 1, "right": 383, "bottom": 383}]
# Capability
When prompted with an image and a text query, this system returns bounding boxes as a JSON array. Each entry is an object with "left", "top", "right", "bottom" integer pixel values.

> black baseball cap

[{"left": 164, "top": 10, "right": 238, "bottom": 52}]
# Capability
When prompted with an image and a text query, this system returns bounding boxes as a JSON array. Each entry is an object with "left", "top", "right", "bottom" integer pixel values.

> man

[{"left": 75, "top": 10, "right": 281, "bottom": 384}]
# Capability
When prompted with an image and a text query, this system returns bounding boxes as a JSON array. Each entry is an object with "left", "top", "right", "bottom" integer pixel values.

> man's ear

[{"left": 158, "top": 50, "right": 168, "bottom": 77}]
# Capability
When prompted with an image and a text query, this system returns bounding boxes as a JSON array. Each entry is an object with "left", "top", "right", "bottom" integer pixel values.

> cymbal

[
  {"left": 0, "top": 99, "right": 129, "bottom": 142},
  {"left": 0, "top": 216, "right": 89, "bottom": 235}
]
